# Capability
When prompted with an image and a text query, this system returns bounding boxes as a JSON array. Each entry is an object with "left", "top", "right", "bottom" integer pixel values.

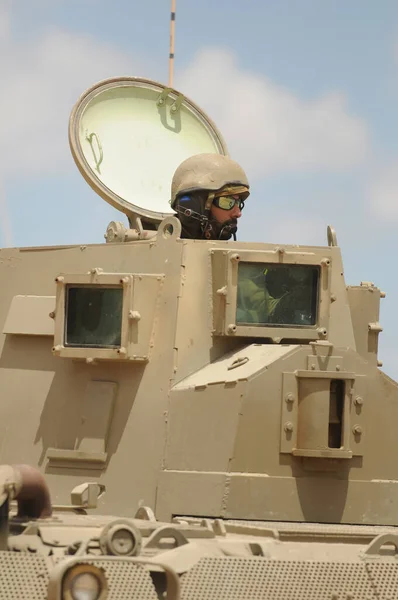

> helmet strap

[{"left": 205, "top": 191, "right": 215, "bottom": 212}]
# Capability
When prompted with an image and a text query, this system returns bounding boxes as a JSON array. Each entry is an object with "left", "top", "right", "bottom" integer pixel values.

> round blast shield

[{"left": 69, "top": 77, "right": 228, "bottom": 227}]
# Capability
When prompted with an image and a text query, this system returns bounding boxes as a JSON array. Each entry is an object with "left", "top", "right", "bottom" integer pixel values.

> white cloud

[
  {"left": 176, "top": 48, "right": 370, "bottom": 179},
  {"left": 0, "top": 8, "right": 141, "bottom": 245},
  {"left": 368, "top": 162, "right": 398, "bottom": 220},
  {"left": 241, "top": 214, "right": 327, "bottom": 246},
  {"left": 0, "top": 26, "right": 138, "bottom": 178},
  {"left": 0, "top": 3, "right": 10, "bottom": 42}
]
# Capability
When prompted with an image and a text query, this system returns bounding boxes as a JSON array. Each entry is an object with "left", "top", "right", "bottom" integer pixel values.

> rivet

[{"left": 128, "top": 310, "right": 141, "bottom": 321}]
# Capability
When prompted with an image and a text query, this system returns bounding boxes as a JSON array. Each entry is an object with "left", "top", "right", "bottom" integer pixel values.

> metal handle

[{"left": 86, "top": 131, "right": 103, "bottom": 174}]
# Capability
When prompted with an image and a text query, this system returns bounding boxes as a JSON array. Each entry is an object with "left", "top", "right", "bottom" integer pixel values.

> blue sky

[{"left": 1, "top": 1, "right": 398, "bottom": 376}]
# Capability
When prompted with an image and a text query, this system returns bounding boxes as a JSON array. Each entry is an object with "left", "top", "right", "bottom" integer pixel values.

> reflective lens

[
  {"left": 70, "top": 572, "right": 101, "bottom": 600},
  {"left": 213, "top": 195, "right": 245, "bottom": 211}
]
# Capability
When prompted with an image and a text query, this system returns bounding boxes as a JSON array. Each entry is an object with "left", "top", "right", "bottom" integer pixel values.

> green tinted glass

[
  {"left": 213, "top": 196, "right": 245, "bottom": 211},
  {"left": 236, "top": 263, "right": 319, "bottom": 326},
  {"left": 65, "top": 286, "right": 123, "bottom": 348}
]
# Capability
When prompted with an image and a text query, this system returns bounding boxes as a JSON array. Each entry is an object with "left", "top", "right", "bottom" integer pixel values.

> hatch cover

[{"left": 69, "top": 77, "right": 228, "bottom": 224}]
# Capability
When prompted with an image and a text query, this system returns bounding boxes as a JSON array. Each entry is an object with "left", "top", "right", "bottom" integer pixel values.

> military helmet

[{"left": 170, "top": 153, "right": 249, "bottom": 208}]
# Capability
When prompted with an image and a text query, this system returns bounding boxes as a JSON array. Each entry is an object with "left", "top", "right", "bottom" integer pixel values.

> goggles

[{"left": 213, "top": 195, "right": 245, "bottom": 211}]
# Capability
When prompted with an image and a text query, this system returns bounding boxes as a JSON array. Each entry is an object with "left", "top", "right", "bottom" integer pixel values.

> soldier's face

[{"left": 210, "top": 195, "right": 243, "bottom": 224}]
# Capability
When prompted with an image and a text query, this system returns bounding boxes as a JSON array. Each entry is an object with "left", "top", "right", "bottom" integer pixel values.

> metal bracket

[
  {"left": 85, "top": 131, "right": 103, "bottom": 174},
  {"left": 71, "top": 482, "right": 106, "bottom": 509},
  {"left": 156, "top": 88, "right": 184, "bottom": 114},
  {"left": 364, "top": 533, "right": 398, "bottom": 556},
  {"left": 327, "top": 225, "right": 338, "bottom": 247},
  {"left": 145, "top": 526, "right": 189, "bottom": 549}
]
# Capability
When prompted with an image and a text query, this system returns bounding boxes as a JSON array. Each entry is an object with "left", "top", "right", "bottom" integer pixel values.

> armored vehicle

[{"left": 1, "top": 77, "right": 398, "bottom": 599}]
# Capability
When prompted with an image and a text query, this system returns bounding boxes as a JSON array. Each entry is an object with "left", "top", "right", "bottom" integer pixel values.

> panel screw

[
  {"left": 352, "top": 425, "right": 362, "bottom": 435},
  {"left": 128, "top": 310, "right": 141, "bottom": 321},
  {"left": 284, "top": 422, "right": 294, "bottom": 432},
  {"left": 49, "top": 311, "right": 55, "bottom": 319},
  {"left": 354, "top": 396, "right": 363, "bottom": 406},
  {"left": 285, "top": 394, "right": 295, "bottom": 404}
]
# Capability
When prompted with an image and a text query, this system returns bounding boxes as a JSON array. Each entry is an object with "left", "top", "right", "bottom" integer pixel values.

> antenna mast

[{"left": 168, "top": 0, "right": 176, "bottom": 87}]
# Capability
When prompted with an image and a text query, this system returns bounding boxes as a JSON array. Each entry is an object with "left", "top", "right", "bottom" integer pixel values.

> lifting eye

[{"left": 228, "top": 356, "right": 249, "bottom": 370}]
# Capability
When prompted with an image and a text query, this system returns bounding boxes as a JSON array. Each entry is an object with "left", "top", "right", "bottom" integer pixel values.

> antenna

[{"left": 168, "top": 0, "right": 176, "bottom": 87}]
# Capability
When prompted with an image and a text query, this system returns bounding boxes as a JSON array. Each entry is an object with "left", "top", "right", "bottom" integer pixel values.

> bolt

[
  {"left": 354, "top": 396, "right": 363, "bottom": 406},
  {"left": 118, "top": 347, "right": 127, "bottom": 356},
  {"left": 284, "top": 422, "right": 294, "bottom": 433},
  {"left": 311, "top": 364, "right": 316, "bottom": 370},
  {"left": 321, "top": 258, "right": 331, "bottom": 267},
  {"left": 336, "top": 365, "right": 341, "bottom": 371},
  {"left": 52, "top": 345, "right": 62, "bottom": 354},
  {"left": 285, "top": 393, "right": 295, "bottom": 404},
  {"left": 120, "top": 277, "right": 129, "bottom": 284},
  {"left": 49, "top": 311, "right": 55, "bottom": 319},
  {"left": 330, "top": 294, "right": 337, "bottom": 302},
  {"left": 55, "top": 276, "right": 64, "bottom": 283},
  {"left": 227, "top": 324, "right": 237, "bottom": 335},
  {"left": 230, "top": 253, "right": 240, "bottom": 263},
  {"left": 352, "top": 425, "right": 362, "bottom": 435},
  {"left": 128, "top": 310, "right": 141, "bottom": 321}
]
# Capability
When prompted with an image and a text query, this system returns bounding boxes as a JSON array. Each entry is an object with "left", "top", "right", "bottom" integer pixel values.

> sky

[{"left": 1, "top": 0, "right": 398, "bottom": 376}]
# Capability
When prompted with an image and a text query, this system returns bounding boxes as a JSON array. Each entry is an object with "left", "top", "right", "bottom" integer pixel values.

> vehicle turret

[{"left": 0, "top": 77, "right": 397, "bottom": 599}]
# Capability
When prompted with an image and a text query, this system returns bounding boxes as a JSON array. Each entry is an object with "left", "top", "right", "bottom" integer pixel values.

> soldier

[{"left": 170, "top": 153, "right": 250, "bottom": 240}]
